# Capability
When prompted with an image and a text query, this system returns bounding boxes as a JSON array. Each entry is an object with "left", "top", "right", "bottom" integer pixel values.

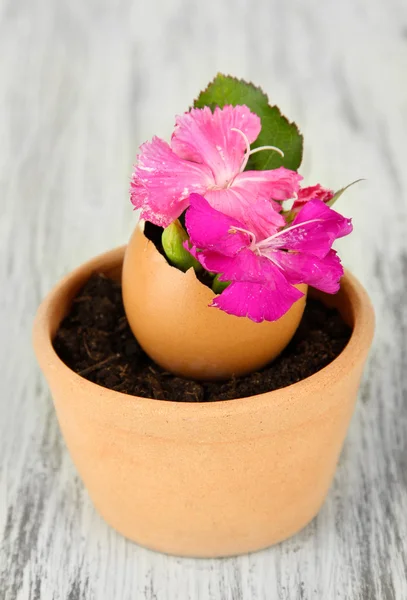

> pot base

[{"left": 103, "top": 505, "right": 320, "bottom": 558}]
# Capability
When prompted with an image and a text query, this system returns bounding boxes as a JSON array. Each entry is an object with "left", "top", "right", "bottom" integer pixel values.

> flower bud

[{"left": 162, "top": 220, "right": 202, "bottom": 272}]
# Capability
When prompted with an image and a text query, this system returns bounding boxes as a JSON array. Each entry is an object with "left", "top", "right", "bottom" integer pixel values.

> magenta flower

[
  {"left": 130, "top": 105, "right": 302, "bottom": 237},
  {"left": 291, "top": 183, "right": 334, "bottom": 213},
  {"left": 185, "top": 194, "right": 352, "bottom": 323}
]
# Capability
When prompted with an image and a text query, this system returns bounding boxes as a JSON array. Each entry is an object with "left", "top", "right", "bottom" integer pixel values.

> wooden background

[{"left": 1, "top": 0, "right": 406, "bottom": 598}]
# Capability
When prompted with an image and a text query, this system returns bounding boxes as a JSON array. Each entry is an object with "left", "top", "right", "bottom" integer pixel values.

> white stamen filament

[
  {"left": 256, "top": 218, "right": 325, "bottom": 249},
  {"left": 248, "top": 145, "right": 285, "bottom": 158},
  {"left": 230, "top": 128, "right": 251, "bottom": 167},
  {"left": 230, "top": 127, "right": 285, "bottom": 173},
  {"left": 229, "top": 226, "right": 257, "bottom": 250}
]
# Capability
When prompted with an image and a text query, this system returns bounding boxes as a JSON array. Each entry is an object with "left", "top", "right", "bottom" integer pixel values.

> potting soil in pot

[{"left": 53, "top": 274, "right": 351, "bottom": 402}]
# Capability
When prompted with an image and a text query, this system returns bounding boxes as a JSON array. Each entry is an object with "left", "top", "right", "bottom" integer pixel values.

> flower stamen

[
  {"left": 230, "top": 128, "right": 251, "bottom": 170},
  {"left": 229, "top": 225, "right": 258, "bottom": 250},
  {"left": 230, "top": 127, "right": 285, "bottom": 173},
  {"left": 256, "top": 218, "right": 325, "bottom": 249},
  {"left": 248, "top": 145, "right": 285, "bottom": 158}
]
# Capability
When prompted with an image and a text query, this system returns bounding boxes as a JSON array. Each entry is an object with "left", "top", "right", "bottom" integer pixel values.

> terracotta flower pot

[
  {"left": 122, "top": 222, "right": 308, "bottom": 380},
  {"left": 33, "top": 246, "right": 374, "bottom": 558}
]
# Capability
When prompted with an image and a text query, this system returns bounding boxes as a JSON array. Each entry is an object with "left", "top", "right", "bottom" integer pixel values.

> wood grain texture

[{"left": 1, "top": 0, "right": 406, "bottom": 597}]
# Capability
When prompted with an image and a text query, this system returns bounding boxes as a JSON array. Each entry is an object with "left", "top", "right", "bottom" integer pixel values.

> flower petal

[
  {"left": 272, "top": 249, "right": 344, "bottom": 293},
  {"left": 211, "top": 268, "right": 304, "bottom": 322},
  {"left": 234, "top": 167, "right": 303, "bottom": 201},
  {"left": 266, "top": 199, "right": 353, "bottom": 258},
  {"left": 193, "top": 249, "right": 266, "bottom": 283},
  {"left": 205, "top": 187, "right": 284, "bottom": 240},
  {"left": 292, "top": 184, "right": 334, "bottom": 212},
  {"left": 130, "top": 137, "right": 213, "bottom": 227},
  {"left": 185, "top": 194, "right": 249, "bottom": 256},
  {"left": 171, "top": 105, "right": 261, "bottom": 187},
  {"left": 292, "top": 199, "right": 352, "bottom": 238},
  {"left": 205, "top": 167, "right": 301, "bottom": 239}
]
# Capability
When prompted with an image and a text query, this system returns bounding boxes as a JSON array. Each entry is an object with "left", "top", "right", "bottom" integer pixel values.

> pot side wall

[{"left": 48, "top": 364, "right": 364, "bottom": 557}]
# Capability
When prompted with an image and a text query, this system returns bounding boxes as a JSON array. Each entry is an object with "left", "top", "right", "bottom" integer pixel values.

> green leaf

[
  {"left": 195, "top": 73, "right": 269, "bottom": 115},
  {"left": 161, "top": 220, "right": 202, "bottom": 273},
  {"left": 247, "top": 104, "right": 303, "bottom": 171},
  {"left": 327, "top": 179, "right": 364, "bottom": 208},
  {"left": 212, "top": 274, "right": 230, "bottom": 294},
  {"left": 194, "top": 73, "right": 303, "bottom": 171}
]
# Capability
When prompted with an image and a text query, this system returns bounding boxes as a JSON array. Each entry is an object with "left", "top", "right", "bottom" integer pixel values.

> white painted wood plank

[{"left": 1, "top": 0, "right": 406, "bottom": 597}]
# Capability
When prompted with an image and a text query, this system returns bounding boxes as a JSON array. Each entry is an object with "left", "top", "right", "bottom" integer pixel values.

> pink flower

[
  {"left": 185, "top": 194, "right": 352, "bottom": 322},
  {"left": 130, "top": 105, "right": 302, "bottom": 237},
  {"left": 292, "top": 184, "right": 334, "bottom": 213}
]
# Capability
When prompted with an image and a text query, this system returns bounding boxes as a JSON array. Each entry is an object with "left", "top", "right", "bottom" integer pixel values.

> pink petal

[
  {"left": 211, "top": 268, "right": 304, "bottom": 323},
  {"left": 205, "top": 167, "right": 301, "bottom": 239},
  {"left": 130, "top": 137, "right": 213, "bottom": 227},
  {"left": 292, "top": 184, "right": 334, "bottom": 211},
  {"left": 267, "top": 199, "right": 353, "bottom": 258},
  {"left": 205, "top": 187, "right": 285, "bottom": 240},
  {"left": 272, "top": 249, "right": 344, "bottom": 293},
  {"left": 171, "top": 105, "right": 261, "bottom": 187},
  {"left": 234, "top": 167, "right": 303, "bottom": 201},
  {"left": 185, "top": 194, "right": 249, "bottom": 257},
  {"left": 193, "top": 249, "right": 266, "bottom": 283}
]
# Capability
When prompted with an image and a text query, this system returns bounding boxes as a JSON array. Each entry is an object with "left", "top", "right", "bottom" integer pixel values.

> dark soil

[{"left": 53, "top": 274, "right": 352, "bottom": 402}]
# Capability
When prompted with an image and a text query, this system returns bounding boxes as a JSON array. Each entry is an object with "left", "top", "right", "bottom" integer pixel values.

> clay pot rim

[{"left": 33, "top": 245, "right": 375, "bottom": 417}]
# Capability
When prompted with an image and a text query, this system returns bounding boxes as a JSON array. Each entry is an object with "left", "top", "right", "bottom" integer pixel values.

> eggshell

[{"left": 121, "top": 222, "right": 308, "bottom": 380}]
